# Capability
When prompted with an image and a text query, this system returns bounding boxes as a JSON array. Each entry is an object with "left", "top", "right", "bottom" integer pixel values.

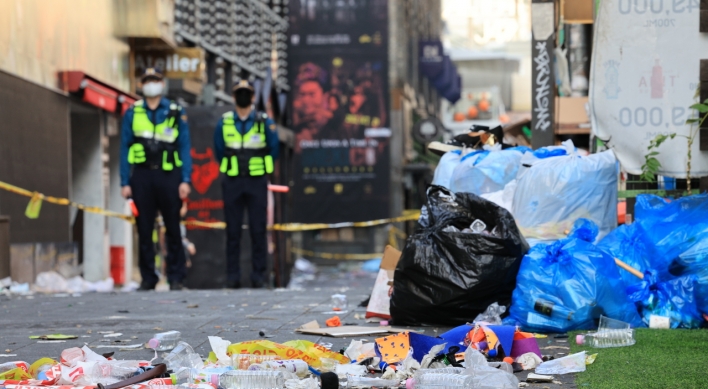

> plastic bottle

[
  {"left": 247, "top": 360, "right": 308, "bottom": 378},
  {"left": 172, "top": 367, "right": 233, "bottom": 385},
  {"left": 148, "top": 331, "right": 182, "bottom": 351},
  {"left": 231, "top": 354, "right": 281, "bottom": 370},
  {"left": 347, "top": 375, "right": 400, "bottom": 389},
  {"left": 163, "top": 342, "right": 204, "bottom": 371},
  {"left": 0, "top": 361, "right": 30, "bottom": 374},
  {"left": 79, "top": 362, "right": 140, "bottom": 385},
  {"left": 217, "top": 370, "right": 285, "bottom": 389},
  {"left": 414, "top": 367, "right": 465, "bottom": 375},
  {"left": 575, "top": 329, "right": 635, "bottom": 348},
  {"left": 406, "top": 373, "right": 475, "bottom": 389}
]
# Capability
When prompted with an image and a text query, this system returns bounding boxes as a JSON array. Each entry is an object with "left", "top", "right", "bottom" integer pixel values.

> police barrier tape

[
  {"left": 0, "top": 180, "right": 134, "bottom": 222},
  {"left": 0, "top": 180, "right": 420, "bottom": 232}
]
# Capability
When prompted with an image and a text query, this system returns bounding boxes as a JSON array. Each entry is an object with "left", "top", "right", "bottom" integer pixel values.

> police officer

[
  {"left": 214, "top": 80, "right": 279, "bottom": 289},
  {"left": 120, "top": 68, "right": 193, "bottom": 291}
]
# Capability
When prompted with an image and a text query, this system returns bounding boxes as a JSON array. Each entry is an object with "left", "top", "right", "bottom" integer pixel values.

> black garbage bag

[{"left": 390, "top": 186, "right": 529, "bottom": 326}]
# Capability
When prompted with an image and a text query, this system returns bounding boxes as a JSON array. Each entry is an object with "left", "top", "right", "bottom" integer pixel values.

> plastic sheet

[
  {"left": 390, "top": 186, "right": 529, "bottom": 326},
  {"left": 507, "top": 220, "right": 643, "bottom": 332},
  {"left": 431, "top": 150, "right": 462, "bottom": 189},
  {"left": 513, "top": 141, "right": 618, "bottom": 241},
  {"left": 449, "top": 148, "right": 529, "bottom": 196}
]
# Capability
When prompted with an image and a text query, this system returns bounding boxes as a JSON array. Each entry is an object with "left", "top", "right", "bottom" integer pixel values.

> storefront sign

[
  {"left": 133, "top": 48, "right": 205, "bottom": 80},
  {"left": 288, "top": 0, "right": 390, "bottom": 224},
  {"left": 591, "top": 0, "right": 708, "bottom": 177}
]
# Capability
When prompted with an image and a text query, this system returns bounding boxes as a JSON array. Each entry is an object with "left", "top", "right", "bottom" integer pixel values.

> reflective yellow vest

[
  {"left": 127, "top": 100, "right": 183, "bottom": 171},
  {"left": 219, "top": 111, "right": 274, "bottom": 177}
]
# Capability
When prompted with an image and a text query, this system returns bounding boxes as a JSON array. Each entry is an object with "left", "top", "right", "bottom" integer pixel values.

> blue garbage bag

[
  {"left": 449, "top": 148, "right": 529, "bottom": 196},
  {"left": 596, "top": 224, "right": 652, "bottom": 288},
  {"left": 507, "top": 219, "right": 644, "bottom": 332},
  {"left": 512, "top": 146, "right": 618, "bottom": 242},
  {"left": 626, "top": 270, "right": 703, "bottom": 329},
  {"left": 634, "top": 194, "right": 708, "bottom": 280},
  {"left": 432, "top": 150, "right": 462, "bottom": 189}
]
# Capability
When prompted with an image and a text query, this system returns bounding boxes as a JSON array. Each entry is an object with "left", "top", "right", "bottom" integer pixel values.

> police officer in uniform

[
  {"left": 214, "top": 80, "right": 279, "bottom": 289},
  {"left": 120, "top": 68, "right": 193, "bottom": 291}
]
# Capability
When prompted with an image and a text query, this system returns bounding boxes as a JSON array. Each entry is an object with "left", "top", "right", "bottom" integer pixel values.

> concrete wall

[
  {"left": 0, "top": 0, "right": 130, "bottom": 91},
  {"left": 0, "top": 70, "right": 71, "bottom": 244}
]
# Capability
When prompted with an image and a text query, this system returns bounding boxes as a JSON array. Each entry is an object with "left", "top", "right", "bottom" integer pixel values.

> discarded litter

[
  {"left": 535, "top": 351, "right": 587, "bottom": 375},
  {"left": 148, "top": 330, "right": 181, "bottom": 351},
  {"left": 575, "top": 315, "right": 636, "bottom": 348},
  {"left": 29, "top": 334, "right": 77, "bottom": 340}
]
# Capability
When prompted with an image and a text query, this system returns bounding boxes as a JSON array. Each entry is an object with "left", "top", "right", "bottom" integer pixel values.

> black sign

[
  {"left": 531, "top": 0, "right": 556, "bottom": 148},
  {"left": 419, "top": 40, "right": 445, "bottom": 79},
  {"left": 287, "top": 0, "right": 390, "bottom": 224}
]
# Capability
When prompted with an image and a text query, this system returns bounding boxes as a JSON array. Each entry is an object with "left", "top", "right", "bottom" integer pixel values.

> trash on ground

[
  {"left": 365, "top": 246, "right": 400, "bottom": 320},
  {"left": 295, "top": 320, "right": 409, "bottom": 337},
  {"left": 391, "top": 186, "right": 528, "bottom": 326},
  {"left": 29, "top": 334, "right": 78, "bottom": 340},
  {"left": 535, "top": 351, "right": 587, "bottom": 375},
  {"left": 506, "top": 219, "right": 643, "bottom": 332},
  {"left": 575, "top": 315, "right": 636, "bottom": 348},
  {"left": 525, "top": 373, "right": 554, "bottom": 383}
]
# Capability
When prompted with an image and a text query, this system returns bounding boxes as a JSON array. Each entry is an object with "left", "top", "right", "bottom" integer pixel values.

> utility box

[{"left": 0, "top": 216, "right": 9, "bottom": 279}]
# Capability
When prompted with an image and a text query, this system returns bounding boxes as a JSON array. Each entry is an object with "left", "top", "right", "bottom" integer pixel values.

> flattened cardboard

[{"left": 365, "top": 245, "right": 401, "bottom": 319}]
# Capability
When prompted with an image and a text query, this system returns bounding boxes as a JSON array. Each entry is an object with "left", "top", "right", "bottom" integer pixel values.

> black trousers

[
  {"left": 131, "top": 167, "right": 186, "bottom": 287},
  {"left": 222, "top": 175, "right": 268, "bottom": 284}
]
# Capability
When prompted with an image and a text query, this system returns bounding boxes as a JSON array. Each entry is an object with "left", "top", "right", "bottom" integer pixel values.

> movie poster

[{"left": 287, "top": 0, "right": 390, "bottom": 224}]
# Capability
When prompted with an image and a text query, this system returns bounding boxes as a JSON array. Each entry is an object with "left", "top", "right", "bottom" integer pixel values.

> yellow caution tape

[
  {"left": 0, "top": 180, "right": 134, "bottom": 222},
  {"left": 184, "top": 211, "right": 420, "bottom": 232},
  {"left": 0, "top": 180, "right": 420, "bottom": 232},
  {"left": 290, "top": 248, "right": 383, "bottom": 261}
]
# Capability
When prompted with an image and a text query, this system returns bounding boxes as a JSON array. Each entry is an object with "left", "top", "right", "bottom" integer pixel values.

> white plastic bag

[
  {"left": 432, "top": 150, "right": 463, "bottom": 189},
  {"left": 535, "top": 351, "right": 587, "bottom": 375},
  {"left": 450, "top": 147, "right": 528, "bottom": 196},
  {"left": 513, "top": 141, "right": 618, "bottom": 241}
]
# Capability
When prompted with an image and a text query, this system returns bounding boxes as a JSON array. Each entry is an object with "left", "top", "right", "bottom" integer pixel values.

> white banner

[{"left": 590, "top": 0, "right": 708, "bottom": 177}]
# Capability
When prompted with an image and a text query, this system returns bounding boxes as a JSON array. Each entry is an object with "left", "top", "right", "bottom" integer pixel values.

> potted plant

[{"left": 640, "top": 96, "right": 707, "bottom": 194}]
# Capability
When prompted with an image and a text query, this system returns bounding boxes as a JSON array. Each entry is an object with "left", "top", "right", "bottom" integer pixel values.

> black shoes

[
  {"left": 226, "top": 280, "right": 241, "bottom": 289},
  {"left": 137, "top": 283, "right": 155, "bottom": 292},
  {"left": 169, "top": 282, "right": 185, "bottom": 291}
]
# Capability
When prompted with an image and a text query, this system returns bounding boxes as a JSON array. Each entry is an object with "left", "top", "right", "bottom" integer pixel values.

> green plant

[{"left": 641, "top": 99, "right": 708, "bottom": 193}]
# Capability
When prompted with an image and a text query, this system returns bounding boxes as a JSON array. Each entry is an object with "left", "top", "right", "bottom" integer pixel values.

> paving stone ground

[{"left": 0, "top": 266, "right": 574, "bottom": 388}]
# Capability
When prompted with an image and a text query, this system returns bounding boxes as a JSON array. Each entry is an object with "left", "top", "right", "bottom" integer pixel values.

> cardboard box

[
  {"left": 365, "top": 245, "right": 402, "bottom": 319},
  {"left": 564, "top": 0, "right": 594, "bottom": 23},
  {"left": 555, "top": 96, "right": 589, "bottom": 125}
]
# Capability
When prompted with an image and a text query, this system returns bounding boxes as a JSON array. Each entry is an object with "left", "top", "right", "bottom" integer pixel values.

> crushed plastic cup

[
  {"left": 535, "top": 351, "right": 587, "bottom": 375},
  {"left": 331, "top": 294, "right": 348, "bottom": 311}
]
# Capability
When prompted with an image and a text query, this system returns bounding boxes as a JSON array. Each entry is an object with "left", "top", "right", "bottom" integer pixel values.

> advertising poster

[
  {"left": 287, "top": 0, "right": 390, "bottom": 223},
  {"left": 591, "top": 0, "right": 708, "bottom": 177}
]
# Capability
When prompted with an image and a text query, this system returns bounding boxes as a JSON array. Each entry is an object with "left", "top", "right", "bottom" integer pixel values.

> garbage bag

[
  {"left": 626, "top": 270, "right": 703, "bottom": 329},
  {"left": 507, "top": 219, "right": 644, "bottom": 332},
  {"left": 431, "top": 150, "right": 462, "bottom": 189},
  {"left": 633, "top": 193, "right": 708, "bottom": 280},
  {"left": 512, "top": 141, "right": 618, "bottom": 242},
  {"left": 390, "top": 186, "right": 529, "bottom": 326},
  {"left": 449, "top": 147, "right": 530, "bottom": 196},
  {"left": 596, "top": 224, "right": 652, "bottom": 288}
]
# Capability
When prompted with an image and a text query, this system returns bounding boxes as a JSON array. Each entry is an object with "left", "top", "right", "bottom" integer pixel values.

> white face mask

[{"left": 142, "top": 82, "right": 164, "bottom": 97}]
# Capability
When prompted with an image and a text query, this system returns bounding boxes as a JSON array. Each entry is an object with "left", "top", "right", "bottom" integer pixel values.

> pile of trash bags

[
  {"left": 390, "top": 186, "right": 529, "bottom": 326},
  {"left": 431, "top": 140, "right": 618, "bottom": 243},
  {"left": 430, "top": 138, "right": 708, "bottom": 330},
  {"left": 505, "top": 219, "right": 643, "bottom": 332}
]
